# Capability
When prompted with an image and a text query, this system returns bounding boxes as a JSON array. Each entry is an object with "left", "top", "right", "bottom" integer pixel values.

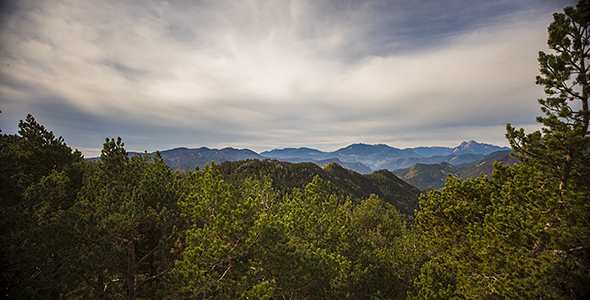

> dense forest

[
  {"left": 0, "top": 117, "right": 425, "bottom": 299},
  {"left": 1, "top": 1, "right": 590, "bottom": 299}
]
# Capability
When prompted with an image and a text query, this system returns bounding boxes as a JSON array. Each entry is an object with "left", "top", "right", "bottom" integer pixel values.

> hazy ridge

[{"left": 88, "top": 140, "right": 513, "bottom": 190}]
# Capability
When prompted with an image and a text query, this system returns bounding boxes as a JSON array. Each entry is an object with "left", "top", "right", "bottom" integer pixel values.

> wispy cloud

[{"left": 0, "top": 0, "right": 576, "bottom": 156}]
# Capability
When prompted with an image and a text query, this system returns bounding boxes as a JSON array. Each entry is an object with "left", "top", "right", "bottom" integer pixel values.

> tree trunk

[{"left": 127, "top": 239, "right": 136, "bottom": 300}]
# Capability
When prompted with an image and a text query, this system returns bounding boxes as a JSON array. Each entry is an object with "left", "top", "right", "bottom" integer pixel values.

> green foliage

[
  {"left": 414, "top": 2, "right": 590, "bottom": 298},
  {"left": 507, "top": 0, "right": 590, "bottom": 193},
  {"left": 0, "top": 114, "right": 84, "bottom": 299},
  {"left": 276, "top": 177, "right": 355, "bottom": 299},
  {"left": 175, "top": 172, "right": 425, "bottom": 299},
  {"left": 16, "top": 114, "right": 83, "bottom": 186},
  {"left": 216, "top": 159, "right": 326, "bottom": 196},
  {"left": 216, "top": 159, "right": 421, "bottom": 216},
  {"left": 173, "top": 164, "right": 279, "bottom": 299},
  {"left": 413, "top": 164, "right": 590, "bottom": 299},
  {"left": 2, "top": 115, "right": 426, "bottom": 299},
  {"left": 1, "top": 123, "right": 187, "bottom": 299},
  {"left": 73, "top": 142, "right": 184, "bottom": 299}
]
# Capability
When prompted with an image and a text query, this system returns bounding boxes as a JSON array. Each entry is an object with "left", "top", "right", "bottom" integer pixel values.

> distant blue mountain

[
  {"left": 158, "top": 147, "right": 262, "bottom": 170},
  {"left": 392, "top": 150, "right": 518, "bottom": 190},
  {"left": 380, "top": 153, "right": 486, "bottom": 170},
  {"left": 272, "top": 141, "right": 508, "bottom": 171},
  {"left": 260, "top": 147, "right": 326, "bottom": 160},
  {"left": 330, "top": 143, "right": 404, "bottom": 156},
  {"left": 403, "top": 146, "right": 452, "bottom": 157},
  {"left": 448, "top": 140, "right": 510, "bottom": 155},
  {"left": 88, "top": 140, "right": 511, "bottom": 175}
]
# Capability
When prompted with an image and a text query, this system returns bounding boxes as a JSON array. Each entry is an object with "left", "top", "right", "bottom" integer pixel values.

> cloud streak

[{"left": 0, "top": 0, "right": 577, "bottom": 156}]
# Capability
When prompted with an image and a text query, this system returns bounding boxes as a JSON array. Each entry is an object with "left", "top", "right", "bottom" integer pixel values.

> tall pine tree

[{"left": 413, "top": 1, "right": 590, "bottom": 299}]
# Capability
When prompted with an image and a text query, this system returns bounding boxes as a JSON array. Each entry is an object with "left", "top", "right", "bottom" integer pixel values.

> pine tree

[
  {"left": 0, "top": 115, "right": 84, "bottom": 299},
  {"left": 74, "top": 138, "right": 184, "bottom": 299},
  {"left": 413, "top": 1, "right": 590, "bottom": 298}
]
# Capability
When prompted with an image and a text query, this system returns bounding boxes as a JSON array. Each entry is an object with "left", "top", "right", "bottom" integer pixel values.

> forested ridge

[
  {"left": 1, "top": 117, "right": 425, "bottom": 299},
  {"left": 392, "top": 150, "right": 519, "bottom": 190},
  {"left": 2, "top": 1, "right": 590, "bottom": 299},
  {"left": 215, "top": 159, "right": 421, "bottom": 215}
]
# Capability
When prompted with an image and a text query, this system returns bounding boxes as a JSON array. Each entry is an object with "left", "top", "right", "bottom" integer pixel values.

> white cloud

[{"left": 0, "top": 0, "right": 567, "bottom": 155}]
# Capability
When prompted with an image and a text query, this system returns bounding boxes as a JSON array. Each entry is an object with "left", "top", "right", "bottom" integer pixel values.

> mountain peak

[
  {"left": 334, "top": 143, "right": 398, "bottom": 156},
  {"left": 452, "top": 140, "right": 510, "bottom": 155},
  {"left": 459, "top": 140, "right": 476, "bottom": 146}
]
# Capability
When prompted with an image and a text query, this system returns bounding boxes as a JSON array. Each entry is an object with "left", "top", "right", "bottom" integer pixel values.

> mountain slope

[
  {"left": 393, "top": 162, "right": 461, "bottom": 191},
  {"left": 87, "top": 140, "right": 511, "bottom": 176},
  {"left": 215, "top": 159, "right": 421, "bottom": 215},
  {"left": 457, "top": 150, "right": 518, "bottom": 179},
  {"left": 159, "top": 147, "right": 262, "bottom": 170},
  {"left": 314, "top": 158, "right": 374, "bottom": 174},
  {"left": 392, "top": 151, "right": 518, "bottom": 190},
  {"left": 261, "top": 141, "right": 509, "bottom": 171},
  {"left": 260, "top": 147, "right": 326, "bottom": 160},
  {"left": 449, "top": 140, "right": 510, "bottom": 155},
  {"left": 380, "top": 153, "right": 485, "bottom": 170},
  {"left": 364, "top": 169, "right": 423, "bottom": 215},
  {"left": 403, "top": 146, "right": 452, "bottom": 157},
  {"left": 327, "top": 143, "right": 418, "bottom": 169},
  {"left": 265, "top": 157, "right": 374, "bottom": 174}
]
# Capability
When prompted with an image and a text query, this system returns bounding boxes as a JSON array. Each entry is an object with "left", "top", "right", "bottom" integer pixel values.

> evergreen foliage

[
  {"left": 2, "top": 2, "right": 587, "bottom": 298},
  {"left": 0, "top": 114, "right": 84, "bottom": 299},
  {"left": 413, "top": 1, "right": 590, "bottom": 298},
  {"left": 0, "top": 117, "right": 424, "bottom": 299},
  {"left": 216, "top": 159, "right": 421, "bottom": 216},
  {"left": 174, "top": 171, "right": 424, "bottom": 299},
  {"left": 73, "top": 141, "right": 184, "bottom": 299}
]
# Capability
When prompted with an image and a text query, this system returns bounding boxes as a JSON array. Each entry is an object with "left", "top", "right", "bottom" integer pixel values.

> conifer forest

[{"left": 1, "top": 1, "right": 589, "bottom": 299}]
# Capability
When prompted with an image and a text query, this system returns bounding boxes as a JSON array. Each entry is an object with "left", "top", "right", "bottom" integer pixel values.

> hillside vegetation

[
  {"left": 393, "top": 150, "right": 519, "bottom": 190},
  {"left": 2, "top": 2, "right": 589, "bottom": 299},
  {"left": 0, "top": 116, "right": 425, "bottom": 300},
  {"left": 216, "top": 159, "right": 421, "bottom": 216}
]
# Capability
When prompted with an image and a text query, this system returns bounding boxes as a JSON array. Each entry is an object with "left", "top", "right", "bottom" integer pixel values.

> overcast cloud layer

[{"left": 0, "top": 0, "right": 578, "bottom": 157}]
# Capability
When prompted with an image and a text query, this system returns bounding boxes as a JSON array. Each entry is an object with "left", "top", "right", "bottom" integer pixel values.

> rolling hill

[
  {"left": 215, "top": 159, "right": 422, "bottom": 216},
  {"left": 392, "top": 150, "right": 519, "bottom": 190}
]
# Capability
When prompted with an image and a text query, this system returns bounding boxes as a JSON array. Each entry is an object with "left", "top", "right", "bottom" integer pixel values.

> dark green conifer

[{"left": 413, "top": 1, "right": 590, "bottom": 298}]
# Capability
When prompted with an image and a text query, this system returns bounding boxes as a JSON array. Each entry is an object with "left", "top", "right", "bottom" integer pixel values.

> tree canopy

[
  {"left": 1, "top": 119, "right": 424, "bottom": 299},
  {"left": 413, "top": 1, "right": 590, "bottom": 298},
  {"left": 2, "top": 2, "right": 590, "bottom": 299}
]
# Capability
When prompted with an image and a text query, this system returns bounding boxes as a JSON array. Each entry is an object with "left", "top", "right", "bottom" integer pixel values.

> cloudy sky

[{"left": 0, "top": 0, "right": 577, "bottom": 157}]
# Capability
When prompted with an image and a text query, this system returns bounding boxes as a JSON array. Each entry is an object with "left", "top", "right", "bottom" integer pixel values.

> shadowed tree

[
  {"left": 0, "top": 115, "right": 84, "bottom": 299},
  {"left": 73, "top": 138, "right": 184, "bottom": 300}
]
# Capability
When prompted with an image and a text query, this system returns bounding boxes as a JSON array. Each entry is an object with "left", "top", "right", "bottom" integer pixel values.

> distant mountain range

[
  {"left": 139, "top": 140, "right": 508, "bottom": 173},
  {"left": 158, "top": 147, "right": 262, "bottom": 171},
  {"left": 261, "top": 140, "right": 509, "bottom": 172},
  {"left": 88, "top": 140, "right": 514, "bottom": 190}
]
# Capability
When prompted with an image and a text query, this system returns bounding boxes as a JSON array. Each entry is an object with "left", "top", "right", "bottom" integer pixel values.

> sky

[{"left": 0, "top": 0, "right": 578, "bottom": 157}]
